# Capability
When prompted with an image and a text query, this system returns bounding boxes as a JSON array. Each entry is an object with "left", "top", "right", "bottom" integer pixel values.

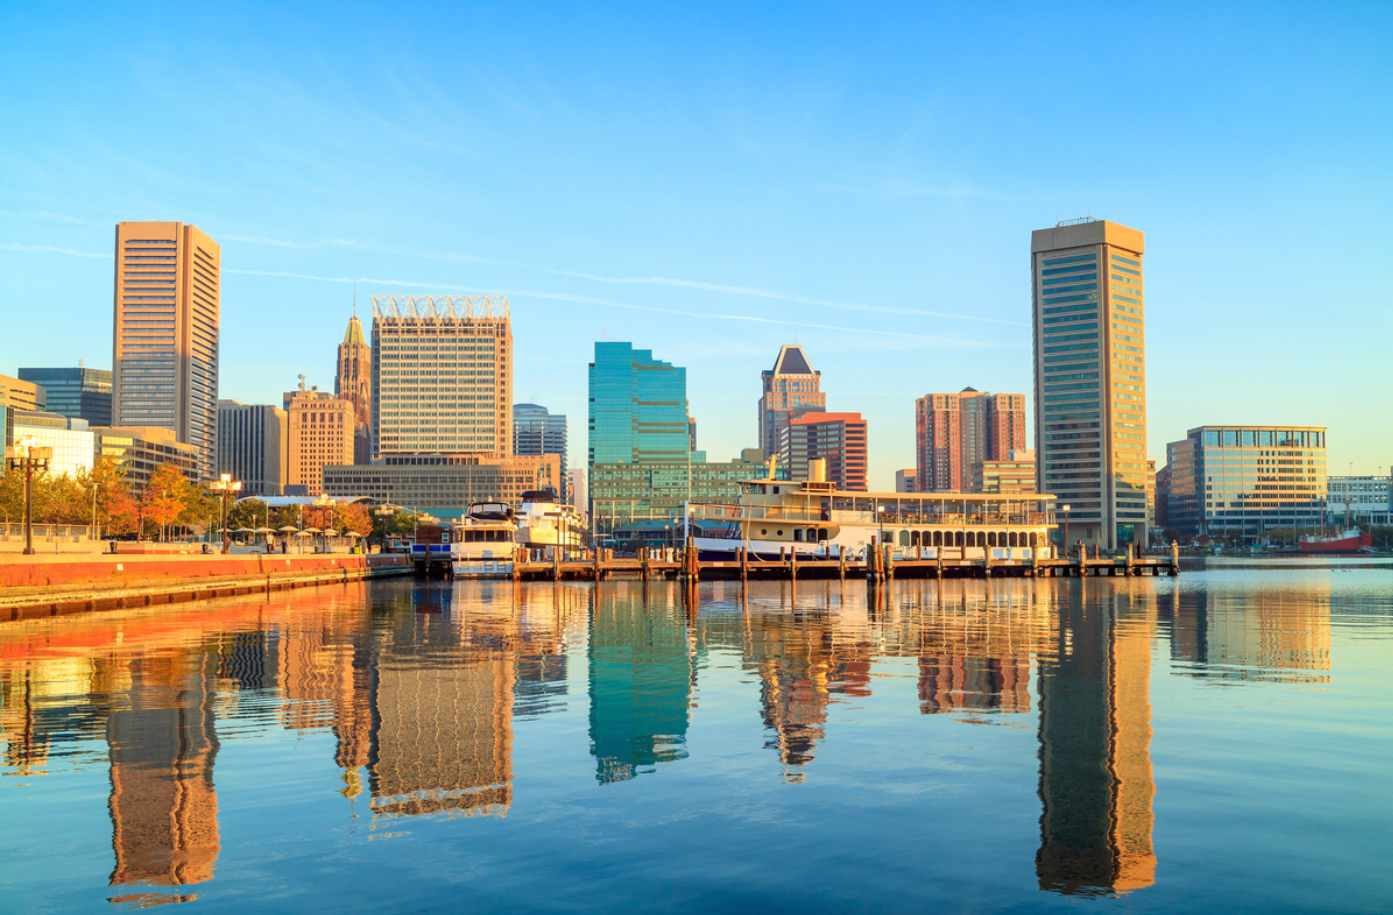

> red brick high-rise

[
  {"left": 915, "top": 388, "right": 1027, "bottom": 492},
  {"left": 780, "top": 411, "right": 868, "bottom": 491}
]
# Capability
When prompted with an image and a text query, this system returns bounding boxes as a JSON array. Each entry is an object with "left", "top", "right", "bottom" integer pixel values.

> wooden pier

[{"left": 508, "top": 541, "right": 1179, "bottom": 583}]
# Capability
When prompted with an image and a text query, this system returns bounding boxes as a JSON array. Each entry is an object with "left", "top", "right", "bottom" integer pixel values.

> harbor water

[{"left": 1, "top": 571, "right": 1390, "bottom": 912}]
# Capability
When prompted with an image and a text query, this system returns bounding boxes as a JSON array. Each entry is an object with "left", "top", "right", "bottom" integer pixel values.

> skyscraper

[
  {"left": 216, "top": 400, "right": 286, "bottom": 496},
  {"left": 915, "top": 388, "right": 1027, "bottom": 492},
  {"left": 513, "top": 403, "right": 568, "bottom": 496},
  {"left": 336, "top": 313, "right": 372, "bottom": 463},
  {"left": 112, "top": 221, "right": 220, "bottom": 480},
  {"left": 780, "top": 411, "right": 868, "bottom": 490},
  {"left": 586, "top": 342, "right": 760, "bottom": 542},
  {"left": 17, "top": 366, "right": 112, "bottom": 425},
  {"left": 1031, "top": 219, "right": 1148, "bottom": 549},
  {"left": 286, "top": 385, "right": 354, "bottom": 496},
  {"left": 588, "top": 342, "right": 692, "bottom": 467},
  {"left": 759, "top": 345, "right": 825, "bottom": 459},
  {"left": 372, "top": 296, "right": 512, "bottom": 457}
]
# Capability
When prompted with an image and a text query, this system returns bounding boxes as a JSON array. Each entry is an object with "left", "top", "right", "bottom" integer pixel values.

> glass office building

[
  {"left": 17, "top": 367, "right": 113, "bottom": 425},
  {"left": 1164, "top": 425, "right": 1327, "bottom": 540},
  {"left": 9, "top": 411, "right": 95, "bottom": 478},
  {"left": 588, "top": 342, "right": 696, "bottom": 467}
]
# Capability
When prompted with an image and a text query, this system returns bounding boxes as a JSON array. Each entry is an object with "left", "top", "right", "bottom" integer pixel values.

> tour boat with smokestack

[{"left": 688, "top": 458, "right": 1058, "bottom": 562}]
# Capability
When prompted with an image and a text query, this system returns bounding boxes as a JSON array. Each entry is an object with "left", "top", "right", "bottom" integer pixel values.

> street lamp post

[
  {"left": 1060, "top": 503, "right": 1071, "bottom": 560},
  {"left": 6, "top": 437, "right": 52, "bottom": 556},
  {"left": 209, "top": 473, "right": 243, "bottom": 555},
  {"left": 373, "top": 503, "right": 397, "bottom": 552}
]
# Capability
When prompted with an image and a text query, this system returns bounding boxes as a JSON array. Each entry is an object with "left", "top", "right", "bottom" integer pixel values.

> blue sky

[{"left": 2, "top": 2, "right": 1390, "bottom": 486}]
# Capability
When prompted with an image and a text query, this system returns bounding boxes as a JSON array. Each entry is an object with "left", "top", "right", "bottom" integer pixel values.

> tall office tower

[
  {"left": 588, "top": 342, "right": 694, "bottom": 467},
  {"left": 17, "top": 366, "right": 112, "bottom": 425},
  {"left": 780, "top": 411, "right": 868, "bottom": 490},
  {"left": 513, "top": 403, "right": 568, "bottom": 497},
  {"left": 216, "top": 400, "right": 287, "bottom": 496},
  {"left": 112, "top": 221, "right": 220, "bottom": 480},
  {"left": 336, "top": 313, "right": 372, "bottom": 463},
  {"left": 372, "top": 296, "right": 512, "bottom": 457},
  {"left": 286, "top": 387, "right": 354, "bottom": 495},
  {"left": 1031, "top": 219, "right": 1147, "bottom": 549},
  {"left": 915, "top": 388, "right": 1027, "bottom": 491},
  {"left": 759, "top": 345, "right": 825, "bottom": 459}
]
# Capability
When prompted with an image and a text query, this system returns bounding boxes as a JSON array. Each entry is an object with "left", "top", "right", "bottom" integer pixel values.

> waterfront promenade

[{"left": 0, "top": 551, "right": 410, "bottom": 620}]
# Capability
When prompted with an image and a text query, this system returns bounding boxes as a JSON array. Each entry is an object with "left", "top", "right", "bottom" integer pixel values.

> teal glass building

[{"left": 587, "top": 342, "right": 696, "bottom": 467}]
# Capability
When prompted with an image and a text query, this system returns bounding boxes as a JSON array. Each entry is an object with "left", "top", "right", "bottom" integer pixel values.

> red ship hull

[{"left": 1298, "top": 530, "right": 1373, "bottom": 554}]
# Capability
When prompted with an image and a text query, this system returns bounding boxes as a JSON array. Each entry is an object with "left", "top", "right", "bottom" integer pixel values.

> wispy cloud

[
  {"left": 0, "top": 242, "right": 106, "bottom": 258},
  {"left": 0, "top": 209, "right": 96, "bottom": 227},
  {"left": 547, "top": 269, "right": 1027, "bottom": 327}
]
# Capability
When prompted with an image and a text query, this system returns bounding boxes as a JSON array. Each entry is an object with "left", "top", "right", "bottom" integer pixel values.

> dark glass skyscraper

[{"left": 19, "top": 366, "right": 113, "bottom": 426}]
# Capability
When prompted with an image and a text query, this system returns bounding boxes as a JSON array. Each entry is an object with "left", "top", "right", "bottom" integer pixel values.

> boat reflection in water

[{"left": 0, "top": 573, "right": 1353, "bottom": 907}]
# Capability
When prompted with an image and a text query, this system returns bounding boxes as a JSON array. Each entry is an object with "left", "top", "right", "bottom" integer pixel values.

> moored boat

[
  {"left": 689, "top": 460, "right": 1057, "bottom": 562},
  {"left": 1298, "top": 528, "right": 1373, "bottom": 554}
]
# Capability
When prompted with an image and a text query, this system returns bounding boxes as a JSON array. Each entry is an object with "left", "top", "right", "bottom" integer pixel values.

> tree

[
  {"left": 227, "top": 498, "right": 268, "bottom": 531},
  {"left": 142, "top": 464, "right": 193, "bottom": 542},
  {"left": 76, "top": 457, "right": 135, "bottom": 534},
  {"left": 335, "top": 502, "right": 372, "bottom": 537}
]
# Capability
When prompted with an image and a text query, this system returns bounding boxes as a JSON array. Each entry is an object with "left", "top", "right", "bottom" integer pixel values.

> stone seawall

[{"left": 0, "top": 553, "right": 412, "bottom": 620}]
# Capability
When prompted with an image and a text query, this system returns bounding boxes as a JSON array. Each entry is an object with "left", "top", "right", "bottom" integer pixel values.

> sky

[{"left": 1, "top": 2, "right": 1390, "bottom": 487}]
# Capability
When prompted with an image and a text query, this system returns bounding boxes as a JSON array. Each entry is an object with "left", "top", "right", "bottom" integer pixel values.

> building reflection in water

[
  {"left": 106, "top": 652, "right": 221, "bottom": 903},
  {"left": 1036, "top": 581, "right": 1157, "bottom": 896},
  {"left": 1166, "top": 581, "right": 1332, "bottom": 683},
  {"left": 0, "top": 576, "right": 1348, "bottom": 904},
  {"left": 587, "top": 584, "right": 694, "bottom": 784}
]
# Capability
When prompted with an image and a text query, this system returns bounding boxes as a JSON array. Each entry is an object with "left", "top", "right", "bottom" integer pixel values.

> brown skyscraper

[
  {"left": 286, "top": 384, "right": 354, "bottom": 496},
  {"left": 915, "top": 388, "right": 1027, "bottom": 492},
  {"left": 336, "top": 313, "right": 372, "bottom": 463},
  {"left": 759, "top": 345, "right": 826, "bottom": 459},
  {"left": 113, "top": 221, "right": 220, "bottom": 479}
]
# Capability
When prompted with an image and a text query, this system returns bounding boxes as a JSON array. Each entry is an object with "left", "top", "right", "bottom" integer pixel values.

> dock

[{"left": 507, "top": 541, "right": 1179, "bottom": 582}]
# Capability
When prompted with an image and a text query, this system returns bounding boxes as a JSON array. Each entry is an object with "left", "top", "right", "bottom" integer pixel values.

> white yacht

[{"left": 515, "top": 488, "right": 584, "bottom": 557}]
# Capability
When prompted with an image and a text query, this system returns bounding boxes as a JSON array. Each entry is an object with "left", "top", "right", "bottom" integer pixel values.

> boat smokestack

[{"left": 809, "top": 458, "right": 827, "bottom": 484}]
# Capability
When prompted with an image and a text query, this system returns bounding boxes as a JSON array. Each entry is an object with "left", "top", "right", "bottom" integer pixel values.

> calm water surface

[{"left": 1, "top": 572, "right": 1391, "bottom": 912}]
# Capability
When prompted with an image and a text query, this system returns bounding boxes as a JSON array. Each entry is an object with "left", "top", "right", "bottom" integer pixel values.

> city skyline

[{"left": 2, "top": 6, "right": 1391, "bottom": 487}]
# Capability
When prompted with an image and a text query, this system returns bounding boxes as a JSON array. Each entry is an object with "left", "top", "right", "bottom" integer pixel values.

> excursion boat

[
  {"left": 689, "top": 461, "right": 1057, "bottom": 562},
  {"left": 448, "top": 502, "right": 517, "bottom": 578},
  {"left": 515, "top": 488, "right": 584, "bottom": 557}
]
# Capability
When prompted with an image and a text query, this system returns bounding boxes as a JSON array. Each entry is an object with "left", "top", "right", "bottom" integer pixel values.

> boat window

[
  {"left": 777, "top": 529, "right": 784, "bottom": 537},
  {"left": 760, "top": 528, "right": 767, "bottom": 536},
  {"left": 816, "top": 528, "right": 828, "bottom": 541},
  {"left": 794, "top": 529, "right": 804, "bottom": 542}
]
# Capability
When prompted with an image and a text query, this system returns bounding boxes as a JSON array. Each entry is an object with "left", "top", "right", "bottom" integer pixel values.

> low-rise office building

[
  {"left": 1326, "top": 472, "right": 1393, "bottom": 526},
  {"left": 8, "top": 411, "right": 95, "bottom": 478},
  {"left": 590, "top": 457, "right": 764, "bottom": 541},
  {"left": 93, "top": 426, "right": 201, "bottom": 491},
  {"left": 976, "top": 449, "right": 1037, "bottom": 494},
  {"left": 1164, "top": 425, "right": 1327, "bottom": 540},
  {"left": 323, "top": 453, "right": 560, "bottom": 519}
]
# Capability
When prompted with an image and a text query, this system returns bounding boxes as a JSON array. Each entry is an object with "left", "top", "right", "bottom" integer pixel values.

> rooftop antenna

[{"left": 352, "top": 283, "right": 358, "bottom": 317}]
